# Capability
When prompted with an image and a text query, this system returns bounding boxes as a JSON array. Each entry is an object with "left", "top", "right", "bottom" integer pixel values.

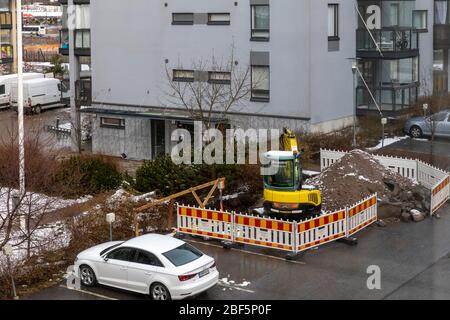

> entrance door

[{"left": 151, "top": 120, "right": 166, "bottom": 159}]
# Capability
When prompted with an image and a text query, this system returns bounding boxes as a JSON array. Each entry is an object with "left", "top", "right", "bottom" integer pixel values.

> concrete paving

[{"left": 24, "top": 204, "right": 450, "bottom": 300}]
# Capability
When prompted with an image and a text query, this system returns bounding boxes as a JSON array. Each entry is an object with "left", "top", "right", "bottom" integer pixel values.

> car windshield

[
  {"left": 162, "top": 243, "right": 203, "bottom": 267},
  {"left": 99, "top": 242, "right": 123, "bottom": 256}
]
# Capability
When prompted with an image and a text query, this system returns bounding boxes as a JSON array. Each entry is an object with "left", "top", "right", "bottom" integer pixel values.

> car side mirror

[{"left": 103, "top": 256, "right": 109, "bottom": 262}]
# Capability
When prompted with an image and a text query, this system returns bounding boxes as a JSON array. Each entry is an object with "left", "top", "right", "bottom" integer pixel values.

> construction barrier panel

[
  {"left": 297, "top": 209, "right": 347, "bottom": 253},
  {"left": 431, "top": 176, "right": 450, "bottom": 215},
  {"left": 177, "top": 205, "right": 232, "bottom": 241},
  {"left": 347, "top": 194, "right": 378, "bottom": 237},
  {"left": 234, "top": 214, "right": 295, "bottom": 252}
]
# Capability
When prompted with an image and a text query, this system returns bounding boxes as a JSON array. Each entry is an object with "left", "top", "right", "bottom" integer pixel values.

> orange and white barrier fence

[
  {"left": 177, "top": 205, "right": 232, "bottom": 241},
  {"left": 297, "top": 209, "right": 346, "bottom": 252},
  {"left": 347, "top": 194, "right": 378, "bottom": 237},
  {"left": 431, "top": 176, "right": 450, "bottom": 215},
  {"left": 177, "top": 194, "right": 378, "bottom": 255},
  {"left": 234, "top": 214, "right": 295, "bottom": 251}
]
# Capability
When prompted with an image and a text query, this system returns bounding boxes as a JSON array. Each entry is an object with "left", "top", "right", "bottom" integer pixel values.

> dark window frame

[
  {"left": 100, "top": 117, "right": 126, "bottom": 129},
  {"left": 172, "top": 13, "right": 194, "bottom": 25},
  {"left": 251, "top": 65, "right": 270, "bottom": 103},
  {"left": 207, "top": 12, "right": 231, "bottom": 25},
  {"left": 250, "top": 4, "right": 270, "bottom": 42},
  {"left": 328, "top": 3, "right": 339, "bottom": 41},
  {"left": 173, "top": 69, "right": 195, "bottom": 82},
  {"left": 0, "top": 84, "right": 5, "bottom": 95}
]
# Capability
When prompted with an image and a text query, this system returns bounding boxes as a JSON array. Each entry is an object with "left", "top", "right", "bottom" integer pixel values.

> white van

[
  {"left": 0, "top": 73, "right": 47, "bottom": 109},
  {"left": 23, "top": 25, "right": 46, "bottom": 36},
  {"left": 11, "top": 78, "right": 70, "bottom": 114}
]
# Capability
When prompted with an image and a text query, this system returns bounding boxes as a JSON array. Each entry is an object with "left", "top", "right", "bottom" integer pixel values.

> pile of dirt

[{"left": 306, "top": 150, "right": 429, "bottom": 220}]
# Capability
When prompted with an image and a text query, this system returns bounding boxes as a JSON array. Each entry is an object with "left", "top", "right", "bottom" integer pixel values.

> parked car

[
  {"left": 11, "top": 78, "right": 69, "bottom": 114},
  {"left": 404, "top": 110, "right": 450, "bottom": 138},
  {"left": 0, "top": 73, "right": 47, "bottom": 109},
  {"left": 74, "top": 234, "right": 219, "bottom": 300}
]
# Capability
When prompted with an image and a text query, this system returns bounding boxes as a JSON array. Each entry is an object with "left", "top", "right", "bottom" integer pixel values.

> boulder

[
  {"left": 378, "top": 202, "right": 402, "bottom": 219},
  {"left": 411, "top": 209, "right": 426, "bottom": 223}
]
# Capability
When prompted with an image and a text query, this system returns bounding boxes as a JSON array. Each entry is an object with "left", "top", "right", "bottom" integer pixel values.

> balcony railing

[
  {"left": 357, "top": 83, "right": 418, "bottom": 114},
  {"left": 0, "top": 12, "right": 12, "bottom": 28},
  {"left": 434, "top": 24, "right": 450, "bottom": 49},
  {"left": 76, "top": 78, "right": 92, "bottom": 106},
  {"left": 357, "top": 27, "right": 419, "bottom": 58},
  {"left": 0, "top": 44, "right": 13, "bottom": 64}
]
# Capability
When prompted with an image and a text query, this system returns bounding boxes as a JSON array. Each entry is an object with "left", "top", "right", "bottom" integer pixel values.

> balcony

[
  {"left": 76, "top": 78, "right": 92, "bottom": 106},
  {"left": 357, "top": 82, "right": 419, "bottom": 115},
  {"left": 59, "top": 29, "right": 69, "bottom": 55},
  {"left": 0, "top": 12, "right": 12, "bottom": 29},
  {"left": 0, "top": 44, "right": 13, "bottom": 64},
  {"left": 434, "top": 24, "right": 450, "bottom": 49},
  {"left": 75, "top": 29, "right": 91, "bottom": 56},
  {"left": 357, "top": 27, "right": 419, "bottom": 59}
]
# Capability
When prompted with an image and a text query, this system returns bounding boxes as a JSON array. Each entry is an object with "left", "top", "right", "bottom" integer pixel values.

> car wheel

[
  {"left": 150, "top": 283, "right": 171, "bottom": 301},
  {"left": 79, "top": 265, "right": 97, "bottom": 287},
  {"left": 409, "top": 126, "right": 423, "bottom": 139}
]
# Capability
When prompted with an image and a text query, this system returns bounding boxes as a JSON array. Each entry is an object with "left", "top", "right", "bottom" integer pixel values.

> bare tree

[
  {"left": 0, "top": 126, "right": 62, "bottom": 258},
  {"left": 164, "top": 50, "right": 263, "bottom": 130}
]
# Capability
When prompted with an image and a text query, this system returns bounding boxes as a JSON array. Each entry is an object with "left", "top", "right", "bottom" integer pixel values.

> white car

[{"left": 74, "top": 234, "right": 219, "bottom": 300}]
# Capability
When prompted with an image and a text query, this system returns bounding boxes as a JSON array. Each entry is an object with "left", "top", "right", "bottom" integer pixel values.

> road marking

[
  {"left": 186, "top": 239, "right": 306, "bottom": 265},
  {"left": 59, "top": 285, "right": 118, "bottom": 300}
]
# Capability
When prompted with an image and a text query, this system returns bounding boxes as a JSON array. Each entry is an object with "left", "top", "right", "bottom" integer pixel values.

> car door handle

[
  {"left": 144, "top": 272, "right": 152, "bottom": 276},
  {"left": 120, "top": 267, "right": 127, "bottom": 271}
]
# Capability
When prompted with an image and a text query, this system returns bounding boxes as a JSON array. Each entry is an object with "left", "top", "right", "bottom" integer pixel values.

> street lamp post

[
  {"left": 352, "top": 61, "right": 358, "bottom": 148},
  {"left": 16, "top": 0, "right": 25, "bottom": 223}
]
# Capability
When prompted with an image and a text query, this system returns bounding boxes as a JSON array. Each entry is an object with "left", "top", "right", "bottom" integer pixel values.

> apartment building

[
  {"left": 0, "top": 0, "right": 17, "bottom": 75},
  {"left": 59, "top": 0, "right": 91, "bottom": 149},
  {"left": 61, "top": 0, "right": 450, "bottom": 160}
]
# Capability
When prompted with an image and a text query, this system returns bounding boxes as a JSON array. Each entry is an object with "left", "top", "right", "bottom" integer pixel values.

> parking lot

[{"left": 25, "top": 202, "right": 450, "bottom": 300}]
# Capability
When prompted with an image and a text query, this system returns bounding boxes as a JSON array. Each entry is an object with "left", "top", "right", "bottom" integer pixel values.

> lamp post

[
  {"left": 3, "top": 244, "right": 18, "bottom": 300},
  {"left": 352, "top": 61, "right": 358, "bottom": 148},
  {"left": 106, "top": 213, "right": 115, "bottom": 241},
  {"left": 16, "top": 0, "right": 25, "bottom": 227}
]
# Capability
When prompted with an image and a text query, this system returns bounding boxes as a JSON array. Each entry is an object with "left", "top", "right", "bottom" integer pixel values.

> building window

[
  {"left": 100, "top": 117, "right": 125, "bottom": 129},
  {"left": 328, "top": 4, "right": 339, "bottom": 40},
  {"left": 75, "top": 29, "right": 90, "bottom": 49},
  {"left": 435, "top": 0, "right": 449, "bottom": 25},
  {"left": 208, "top": 71, "right": 231, "bottom": 84},
  {"left": 251, "top": 5, "right": 269, "bottom": 41},
  {"left": 413, "top": 10, "right": 428, "bottom": 31},
  {"left": 389, "top": 3, "right": 399, "bottom": 26},
  {"left": 208, "top": 13, "right": 230, "bottom": 25},
  {"left": 172, "top": 13, "right": 194, "bottom": 25},
  {"left": 251, "top": 66, "right": 270, "bottom": 102},
  {"left": 173, "top": 69, "right": 195, "bottom": 82},
  {"left": 0, "top": 84, "right": 5, "bottom": 95}
]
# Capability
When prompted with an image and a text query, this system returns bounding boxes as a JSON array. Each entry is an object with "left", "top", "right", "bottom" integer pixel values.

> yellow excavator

[{"left": 261, "top": 128, "right": 322, "bottom": 221}]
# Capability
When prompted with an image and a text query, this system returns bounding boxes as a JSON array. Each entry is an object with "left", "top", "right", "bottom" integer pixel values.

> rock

[
  {"left": 414, "top": 201, "right": 424, "bottom": 210},
  {"left": 411, "top": 209, "right": 426, "bottom": 223},
  {"left": 423, "top": 201, "right": 431, "bottom": 212},
  {"left": 434, "top": 214, "right": 441, "bottom": 220},
  {"left": 376, "top": 220, "right": 387, "bottom": 228},
  {"left": 401, "top": 211, "right": 411, "bottom": 223}
]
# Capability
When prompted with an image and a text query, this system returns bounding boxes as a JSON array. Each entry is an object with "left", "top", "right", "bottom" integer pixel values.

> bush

[
  {"left": 56, "top": 155, "right": 122, "bottom": 197},
  {"left": 133, "top": 156, "right": 261, "bottom": 197}
]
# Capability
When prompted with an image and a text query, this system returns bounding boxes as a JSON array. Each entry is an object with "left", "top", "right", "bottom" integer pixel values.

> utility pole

[
  {"left": 352, "top": 61, "right": 358, "bottom": 148},
  {"left": 17, "top": 0, "right": 25, "bottom": 221}
]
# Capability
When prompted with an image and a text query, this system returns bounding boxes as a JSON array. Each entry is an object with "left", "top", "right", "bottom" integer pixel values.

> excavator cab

[{"left": 261, "top": 128, "right": 322, "bottom": 220}]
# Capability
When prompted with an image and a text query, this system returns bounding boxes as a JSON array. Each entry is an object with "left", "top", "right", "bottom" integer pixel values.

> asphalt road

[
  {"left": 0, "top": 108, "right": 72, "bottom": 151},
  {"left": 24, "top": 203, "right": 450, "bottom": 300}
]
